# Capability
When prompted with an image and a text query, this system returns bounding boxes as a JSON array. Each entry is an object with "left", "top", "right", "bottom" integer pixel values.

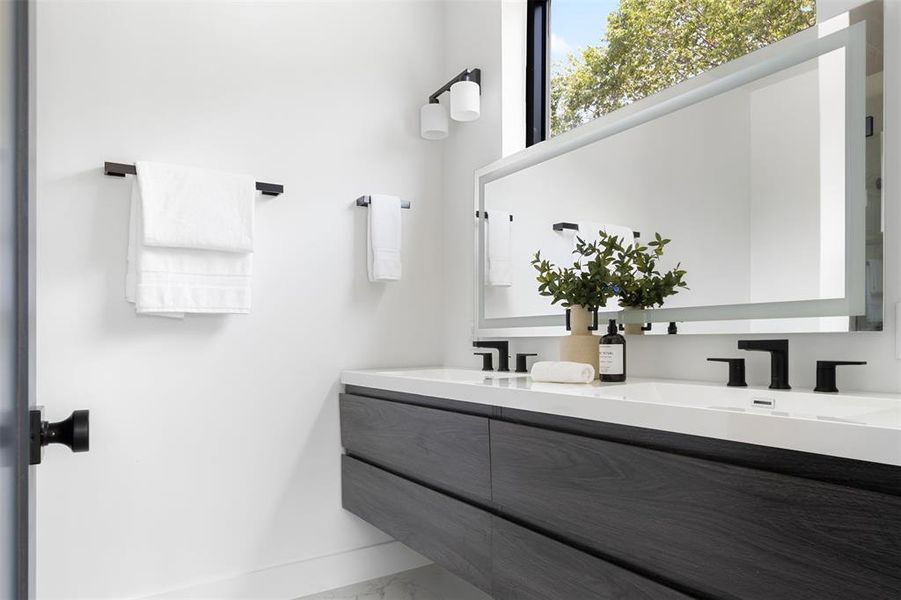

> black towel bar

[
  {"left": 104, "top": 161, "right": 284, "bottom": 196},
  {"left": 356, "top": 196, "right": 412, "bottom": 209},
  {"left": 552, "top": 222, "right": 579, "bottom": 231},
  {"left": 475, "top": 211, "right": 513, "bottom": 222}
]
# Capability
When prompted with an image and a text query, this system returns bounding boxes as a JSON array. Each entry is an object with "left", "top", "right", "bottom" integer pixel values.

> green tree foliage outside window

[{"left": 551, "top": 0, "right": 817, "bottom": 137}]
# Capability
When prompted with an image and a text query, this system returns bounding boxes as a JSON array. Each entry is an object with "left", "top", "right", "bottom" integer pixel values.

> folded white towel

[
  {"left": 368, "top": 194, "right": 402, "bottom": 282},
  {"left": 573, "top": 222, "right": 635, "bottom": 248},
  {"left": 126, "top": 164, "right": 254, "bottom": 317},
  {"left": 602, "top": 224, "right": 636, "bottom": 246},
  {"left": 137, "top": 161, "right": 255, "bottom": 252},
  {"left": 487, "top": 211, "right": 513, "bottom": 287},
  {"left": 574, "top": 221, "right": 604, "bottom": 248},
  {"left": 530, "top": 361, "right": 596, "bottom": 383}
]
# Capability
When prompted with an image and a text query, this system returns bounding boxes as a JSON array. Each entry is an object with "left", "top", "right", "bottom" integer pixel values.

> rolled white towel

[{"left": 530, "top": 361, "right": 595, "bottom": 384}]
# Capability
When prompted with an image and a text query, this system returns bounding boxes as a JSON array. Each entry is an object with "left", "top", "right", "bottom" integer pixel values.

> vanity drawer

[
  {"left": 492, "top": 516, "right": 690, "bottom": 600},
  {"left": 339, "top": 393, "right": 491, "bottom": 501},
  {"left": 491, "top": 420, "right": 901, "bottom": 600},
  {"left": 341, "top": 456, "right": 492, "bottom": 593}
]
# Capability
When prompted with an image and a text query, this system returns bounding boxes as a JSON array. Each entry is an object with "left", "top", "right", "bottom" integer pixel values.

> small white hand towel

[
  {"left": 126, "top": 164, "right": 254, "bottom": 317},
  {"left": 530, "top": 361, "right": 596, "bottom": 384},
  {"left": 368, "top": 194, "right": 402, "bottom": 282},
  {"left": 136, "top": 161, "right": 255, "bottom": 252},
  {"left": 487, "top": 211, "right": 513, "bottom": 287}
]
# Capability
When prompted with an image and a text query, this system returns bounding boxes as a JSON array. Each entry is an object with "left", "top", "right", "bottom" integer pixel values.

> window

[{"left": 526, "top": 0, "right": 817, "bottom": 146}]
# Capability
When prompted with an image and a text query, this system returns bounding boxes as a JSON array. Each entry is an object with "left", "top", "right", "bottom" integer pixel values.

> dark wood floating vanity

[{"left": 340, "top": 385, "right": 901, "bottom": 600}]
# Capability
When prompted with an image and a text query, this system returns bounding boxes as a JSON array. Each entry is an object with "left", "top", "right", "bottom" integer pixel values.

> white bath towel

[
  {"left": 603, "top": 224, "right": 636, "bottom": 246},
  {"left": 487, "top": 211, "right": 513, "bottom": 287},
  {"left": 368, "top": 194, "right": 402, "bottom": 282},
  {"left": 137, "top": 161, "right": 255, "bottom": 252},
  {"left": 574, "top": 222, "right": 635, "bottom": 248},
  {"left": 126, "top": 163, "right": 255, "bottom": 317},
  {"left": 530, "top": 361, "right": 596, "bottom": 384},
  {"left": 574, "top": 221, "right": 604, "bottom": 247}
]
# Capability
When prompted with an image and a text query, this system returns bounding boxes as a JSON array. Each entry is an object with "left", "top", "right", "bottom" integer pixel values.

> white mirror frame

[{"left": 474, "top": 21, "right": 867, "bottom": 338}]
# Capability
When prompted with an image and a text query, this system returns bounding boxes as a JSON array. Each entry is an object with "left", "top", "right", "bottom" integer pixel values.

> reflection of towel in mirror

[
  {"left": 602, "top": 224, "right": 636, "bottom": 246},
  {"left": 574, "top": 222, "right": 635, "bottom": 247},
  {"left": 573, "top": 221, "right": 604, "bottom": 249},
  {"left": 487, "top": 211, "right": 513, "bottom": 287},
  {"left": 549, "top": 221, "right": 637, "bottom": 271}
]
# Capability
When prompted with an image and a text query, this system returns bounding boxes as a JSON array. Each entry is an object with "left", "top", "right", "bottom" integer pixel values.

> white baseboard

[{"left": 139, "top": 542, "right": 431, "bottom": 600}]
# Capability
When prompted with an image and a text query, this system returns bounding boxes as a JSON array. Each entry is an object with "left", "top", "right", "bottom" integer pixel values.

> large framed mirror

[{"left": 475, "top": 2, "right": 883, "bottom": 337}]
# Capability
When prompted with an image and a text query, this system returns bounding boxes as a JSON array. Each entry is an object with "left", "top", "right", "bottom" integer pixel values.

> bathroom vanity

[{"left": 340, "top": 369, "right": 901, "bottom": 600}]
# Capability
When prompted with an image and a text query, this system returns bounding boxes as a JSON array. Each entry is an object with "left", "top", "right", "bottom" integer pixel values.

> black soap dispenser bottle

[{"left": 599, "top": 319, "right": 626, "bottom": 382}]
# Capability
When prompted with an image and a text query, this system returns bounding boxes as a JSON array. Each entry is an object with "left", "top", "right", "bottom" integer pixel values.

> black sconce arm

[{"left": 428, "top": 68, "right": 482, "bottom": 103}]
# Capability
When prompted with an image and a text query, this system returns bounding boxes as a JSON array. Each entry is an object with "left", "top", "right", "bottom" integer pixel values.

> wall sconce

[{"left": 420, "top": 68, "right": 481, "bottom": 140}]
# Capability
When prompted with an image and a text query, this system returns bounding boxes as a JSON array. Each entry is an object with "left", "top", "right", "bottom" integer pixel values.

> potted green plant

[
  {"left": 531, "top": 238, "right": 618, "bottom": 371},
  {"left": 603, "top": 232, "right": 688, "bottom": 334}
]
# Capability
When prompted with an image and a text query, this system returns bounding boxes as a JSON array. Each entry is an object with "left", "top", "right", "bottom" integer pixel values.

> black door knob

[
  {"left": 43, "top": 409, "right": 90, "bottom": 452},
  {"left": 30, "top": 409, "right": 90, "bottom": 465}
]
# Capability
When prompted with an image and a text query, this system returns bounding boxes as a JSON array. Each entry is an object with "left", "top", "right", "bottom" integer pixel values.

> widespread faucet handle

[
  {"left": 515, "top": 353, "right": 538, "bottom": 374},
  {"left": 707, "top": 358, "right": 747, "bottom": 387},
  {"left": 814, "top": 361, "right": 867, "bottom": 393},
  {"left": 472, "top": 340, "right": 511, "bottom": 372},
  {"left": 474, "top": 352, "right": 494, "bottom": 372}
]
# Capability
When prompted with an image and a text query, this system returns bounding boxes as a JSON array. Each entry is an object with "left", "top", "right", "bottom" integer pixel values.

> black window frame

[{"left": 525, "top": 0, "right": 549, "bottom": 147}]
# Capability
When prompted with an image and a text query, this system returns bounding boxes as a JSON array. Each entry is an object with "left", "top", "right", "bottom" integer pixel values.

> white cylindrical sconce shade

[
  {"left": 420, "top": 102, "right": 449, "bottom": 140},
  {"left": 450, "top": 80, "right": 480, "bottom": 122}
]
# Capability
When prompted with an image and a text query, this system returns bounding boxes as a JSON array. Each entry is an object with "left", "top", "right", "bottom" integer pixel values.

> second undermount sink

[{"left": 588, "top": 381, "right": 901, "bottom": 428}]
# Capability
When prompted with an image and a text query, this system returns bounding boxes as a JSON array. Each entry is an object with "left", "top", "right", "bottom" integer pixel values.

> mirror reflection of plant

[
  {"left": 531, "top": 236, "right": 618, "bottom": 309},
  {"left": 602, "top": 232, "right": 689, "bottom": 309}
]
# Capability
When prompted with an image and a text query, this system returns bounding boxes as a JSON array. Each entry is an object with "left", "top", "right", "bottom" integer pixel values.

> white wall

[
  {"left": 34, "top": 1, "right": 445, "bottom": 598},
  {"left": 446, "top": 0, "right": 901, "bottom": 394}
]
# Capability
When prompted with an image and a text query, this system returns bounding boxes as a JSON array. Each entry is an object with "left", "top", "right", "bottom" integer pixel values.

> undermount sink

[{"left": 586, "top": 381, "right": 901, "bottom": 428}]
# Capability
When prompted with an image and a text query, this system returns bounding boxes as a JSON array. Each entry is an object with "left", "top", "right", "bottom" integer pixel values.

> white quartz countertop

[{"left": 341, "top": 368, "right": 901, "bottom": 466}]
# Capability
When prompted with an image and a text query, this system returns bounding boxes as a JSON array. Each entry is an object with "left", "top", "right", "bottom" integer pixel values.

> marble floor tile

[{"left": 295, "top": 564, "right": 492, "bottom": 600}]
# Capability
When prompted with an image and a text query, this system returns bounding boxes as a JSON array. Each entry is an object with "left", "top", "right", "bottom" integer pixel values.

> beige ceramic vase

[
  {"left": 623, "top": 323, "right": 645, "bottom": 335},
  {"left": 559, "top": 305, "right": 599, "bottom": 376}
]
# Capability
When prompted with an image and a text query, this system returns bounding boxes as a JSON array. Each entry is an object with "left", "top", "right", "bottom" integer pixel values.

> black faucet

[
  {"left": 515, "top": 353, "right": 538, "bottom": 373},
  {"left": 814, "top": 360, "right": 866, "bottom": 393},
  {"left": 737, "top": 339, "right": 790, "bottom": 390},
  {"left": 473, "top": 340, "right": 510, "bottom": 372},
  {"left": 707, "top": 358, "right": 747, "bottom": 387},
  {"left": 474, "top": 352, "right": 494, "bottom": 372}
]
